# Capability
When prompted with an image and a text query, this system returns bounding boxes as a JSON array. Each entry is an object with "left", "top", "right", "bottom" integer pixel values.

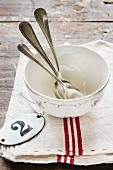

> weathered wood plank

[
  {"left": 1, "top": 157, "right": 113, "bottom": 170},
  {"left": 0, "top": 0, "right": 113, "bottom": 22},
  {"left": 0, "top": 21, "right": 113, "bottom": 51}
]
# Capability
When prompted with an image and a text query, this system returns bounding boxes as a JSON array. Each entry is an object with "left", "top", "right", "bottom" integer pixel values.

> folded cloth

[{"left": 1, "top": 40, "right": 113, "bottom": 165}]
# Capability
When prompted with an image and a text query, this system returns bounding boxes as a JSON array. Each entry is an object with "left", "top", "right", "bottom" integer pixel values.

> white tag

[{"left": 0, "top": 114, "right": 45, "bottom": 145}]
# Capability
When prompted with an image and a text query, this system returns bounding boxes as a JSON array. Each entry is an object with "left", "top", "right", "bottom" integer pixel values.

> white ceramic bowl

[{"left": 24, "top": 45, "right": 110, "bottom": 118}]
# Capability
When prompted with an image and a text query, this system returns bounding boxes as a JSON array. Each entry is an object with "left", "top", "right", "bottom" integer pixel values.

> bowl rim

[{"left": 24, "top": 45, "right": 110, "bottom": 102}]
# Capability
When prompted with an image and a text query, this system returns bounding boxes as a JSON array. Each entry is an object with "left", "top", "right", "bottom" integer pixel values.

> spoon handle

[
  {"left": 34, "top": 8, "right": 59, "bottom": 72},
  {"left": 19, "top": 21, "right": 58, "bottom": 77},
  {"left": 17, "top": 44, "right": 63, "bottom": 85}
]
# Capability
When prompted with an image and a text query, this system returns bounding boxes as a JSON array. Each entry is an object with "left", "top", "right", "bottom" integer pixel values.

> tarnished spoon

[
  {"left": 34, "top": 8, "right": 84, "bottom": 98},
  {"left": 19, "top": 21, "right": 83, "bottom": 99},
  {"left": 19, "top": 21, "right": 58, "bottom": 77}
]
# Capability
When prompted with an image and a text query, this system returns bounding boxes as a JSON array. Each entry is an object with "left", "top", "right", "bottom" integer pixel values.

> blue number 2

[{"left": 11, "top": 121, "right": 33, "bottom": 137}]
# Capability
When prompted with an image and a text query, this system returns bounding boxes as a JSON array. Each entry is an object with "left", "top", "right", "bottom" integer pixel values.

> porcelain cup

[{"left": 24, "top": 45, "right": 110, "bottom": 117}]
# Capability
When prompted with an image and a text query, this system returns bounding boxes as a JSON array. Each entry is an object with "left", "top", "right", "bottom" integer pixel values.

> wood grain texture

[
  {"left": 0, "top": 0, "right": 113, "bottom": 21},
  {"left": 0, "top": 0, "right": 113, "bottom": 169}
]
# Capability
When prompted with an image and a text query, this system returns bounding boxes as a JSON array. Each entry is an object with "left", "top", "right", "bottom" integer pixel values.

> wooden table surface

[{"left": 1, "top": 0, "right": 113, "bottom": 169}]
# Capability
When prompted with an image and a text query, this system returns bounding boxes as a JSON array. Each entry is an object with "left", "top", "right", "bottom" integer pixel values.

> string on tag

[
  {"left": 12, "top": 88, "right": 35, "bottom": 104},
  {"left": 12, "top": 63, "right": 44, "bottom": 116}
]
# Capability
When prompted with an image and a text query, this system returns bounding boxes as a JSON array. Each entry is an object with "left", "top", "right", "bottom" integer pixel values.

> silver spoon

[
  {"left": 19, "top": 21, "right": 83, "bottom": 99},
  {"left": 19, "top": 21, "right": 58, "bottom": 77},
  {"left": 34, "top": 8, "right": 84, "bottom": 98},
  {"left": 34, "top": 8, "right": 59, "bottom": 74},
  {"left": 17, "top": 44, "right": 67, "bottom": 99},
  {"left": 19, "top": 21, "right": 67, "bottom": 99}
]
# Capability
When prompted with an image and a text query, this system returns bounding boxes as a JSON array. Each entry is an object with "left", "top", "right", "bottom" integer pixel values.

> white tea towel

[{"left": 1, "top": 40, "right": 113, "bottom": 165}]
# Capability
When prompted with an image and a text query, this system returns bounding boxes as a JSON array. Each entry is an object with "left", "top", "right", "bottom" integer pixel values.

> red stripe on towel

[
  {"left": 70, "top": 156, "right": 74, "bottom": 164},
  {"left": 64, "top": 155, "right": 67, "bottom": 163},
  {"left": 70, "top": 117, "right": 75, "bottom": 156},
  {"left": 57, "top": 155, "right": 61, "bottom": 163},
  {"left": 57, "top": 118, "right": 70, "bottom": 163},
  {"left": 75, "top": 117, "right": 83, "bottom": 156},
  {"left": 63, "top": 118, "right": 70, "bottom": 156}
]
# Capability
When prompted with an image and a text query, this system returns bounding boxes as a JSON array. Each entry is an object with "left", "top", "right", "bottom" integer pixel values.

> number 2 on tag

[
  {"left": 0, "top": 114, "right": 45, "bottom": 145},
  {"left": 11, "top": 121, "right": 33, "bottom": 137}
]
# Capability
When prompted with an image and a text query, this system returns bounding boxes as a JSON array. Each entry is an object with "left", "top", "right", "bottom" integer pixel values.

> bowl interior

[{"left": 24, "top": 45, "right": 109, "bottom": 99}]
